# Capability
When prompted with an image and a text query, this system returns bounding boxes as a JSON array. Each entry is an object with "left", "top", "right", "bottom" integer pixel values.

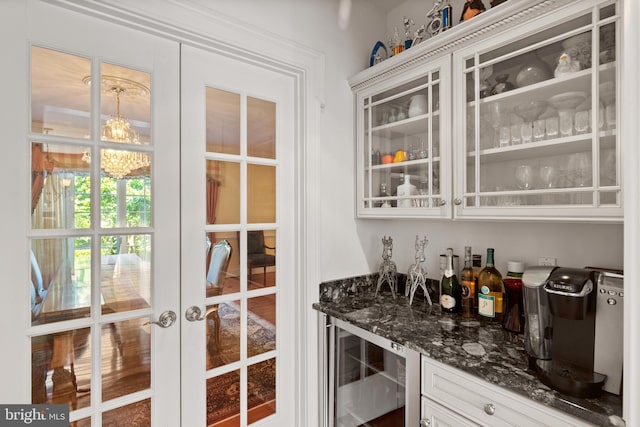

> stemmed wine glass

[
  {"left": 515, "top": 165, "right": 536, "bottom": 190},
  {"left": 539, "top": 166, "right": 557, "bottom": 188},
  {"left": 483, "top": 101, "right": 507, "bottom": 148}
]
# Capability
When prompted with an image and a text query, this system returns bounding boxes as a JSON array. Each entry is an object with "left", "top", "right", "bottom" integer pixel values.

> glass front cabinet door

[
  {"left": 355, "top": 55, "right": 451, "bottom": 218},
  {"left": 453, "top": 0, "right": 621, "bottom": 220}
]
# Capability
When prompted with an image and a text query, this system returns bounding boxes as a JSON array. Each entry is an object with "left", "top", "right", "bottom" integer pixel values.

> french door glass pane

[
  {"left": 101, "top": 318, "right": 151, "bottom": 401},
  {"left": 102, "top": 399, "right": 151, "bottom": 424},
  {"left": 206, "top": 87, "right": 241, "bottom": 155},
  {"left": 31, "top": 328, "right": 91, "bottom": 410},
  {"left": 207, "top": 370, "right": 241, "bottom": 426},
  {"left": 247, "top": 295, "right": 276, "bottom": 357},
  {"left": 100, "top": 234, "right": 151, "bottom": 314},
  {"left": 31, "top": 237, "right": 91, "bottom": 326},
  {"left": 247, "top": 229, "right": 276, "bottom": 290},
  {"left": 247, "top": 96, "right": 276, "bottom": 159},
  {"left": 31, "top": 47, "right": 91, "bottom": 138},
  {"left": 31, "top": 142, "right": 91, "bottom": 230},
  {"left": 206, "top": 160, "right": 240, "bottom": 225},
  {"left": 247, "top": 359, "right": 276, "bottom": 423},
  {"left": 247, "top": 164, "right": 276, "bottom": 224},
  {"left": 206, "top": 300, "right": 241, "bottom": 370}
]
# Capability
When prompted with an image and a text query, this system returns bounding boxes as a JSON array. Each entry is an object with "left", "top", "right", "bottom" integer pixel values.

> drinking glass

[
  {"left": 539, "top": 166, "right": 557, "bottom": 188},
  {"left": 533, "top": 119, "right": 546, "bottom": 141},
  {"left": 606, "top": 104, "right": 616, "bottom": 130},
  {"left": 546, "top": 116, "right": 559, "bottom": 139},
  {"left": 483, "top": 101, "right": 506, "bottom": 147},
  {"left": 499, "top": 126, "right": 510, "bottom": 147},
  {"left": 515, "top": 165, "right": 536, "bottom": 190},
  {"left": 510, "top": 123, "right": 521, "bottom": 145},
  {"left": 574, "top": 110, "right": 590, "bottom": 134},
  {"left": 568, "top": 152, "right": 591, "bottom": 187},
  {"left": 559, "top": 110, "right": 574, "bottom": 137},
  {"left": 521, "top": 122, "right": 533, "bottom": 143}
]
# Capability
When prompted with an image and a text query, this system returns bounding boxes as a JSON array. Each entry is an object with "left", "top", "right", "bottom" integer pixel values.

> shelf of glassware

[
  {"left": 456, "top": 66, "right": 619, "bottom": 219},
  {"left": 362, "top": 111, "right": 446, "bottom": 217}
]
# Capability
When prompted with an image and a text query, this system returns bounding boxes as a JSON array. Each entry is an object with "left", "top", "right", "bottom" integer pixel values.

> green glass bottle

[
  {"left": 440, "top": 248, "right": 462, "bottom": 313},
  {"left": 477, "top": 248, "right": 504, "bottom": 321}
]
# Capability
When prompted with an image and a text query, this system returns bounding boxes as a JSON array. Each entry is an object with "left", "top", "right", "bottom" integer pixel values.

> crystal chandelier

[{"left": 82, "top": 76, "right": 150, "bottom": 179}]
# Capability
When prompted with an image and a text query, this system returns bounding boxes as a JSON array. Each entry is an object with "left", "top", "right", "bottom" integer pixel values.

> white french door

[
  {"left": 180, "top": 45, "right": 296, "bottom": 427},
  {"left": 2, "top": 1, "right": 297, "bottom": 426}
]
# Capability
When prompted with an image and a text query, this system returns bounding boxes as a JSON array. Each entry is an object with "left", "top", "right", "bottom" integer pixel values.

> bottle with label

[
  {"left": 460, "top": 246, "right": 476, "bottom": 318},
  {"left": 440, "top": 248, "right": 462, "bottom": 313},
  {"left": 477, "top": 248, "right": 504, "bottom": 320}
]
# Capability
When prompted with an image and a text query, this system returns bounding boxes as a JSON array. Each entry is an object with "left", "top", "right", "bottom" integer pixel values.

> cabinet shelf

[
  {"left": 371, "top": 112, "right": 439, "bottom": 137},
  {"left": 468, "top": 131, "right": 616, "bottom": 164}
]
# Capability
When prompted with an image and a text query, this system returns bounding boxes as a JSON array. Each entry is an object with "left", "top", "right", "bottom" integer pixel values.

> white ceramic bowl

[{"left": 548, "top": 91, "right": 587, "bottom": 111}]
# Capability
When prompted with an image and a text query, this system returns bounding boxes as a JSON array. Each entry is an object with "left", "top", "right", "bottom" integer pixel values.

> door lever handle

[
  {"left": 145, "top": 310, "right": 177, "bottom": 328},
  {"left": 185, "top": 305, "right": 218, "bottom": 322}
]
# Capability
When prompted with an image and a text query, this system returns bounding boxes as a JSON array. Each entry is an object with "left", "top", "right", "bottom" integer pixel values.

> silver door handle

[
  {"left": 146, "top": 310, "right": 177, "bottom": 328},
  {"left": 185, "top": 306, "right": 205, "bottom": 321}
]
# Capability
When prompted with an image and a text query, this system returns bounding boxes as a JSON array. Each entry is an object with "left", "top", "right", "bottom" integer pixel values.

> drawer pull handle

[{"left": 484, "top": 403, "right": 496, "bottom": 415}]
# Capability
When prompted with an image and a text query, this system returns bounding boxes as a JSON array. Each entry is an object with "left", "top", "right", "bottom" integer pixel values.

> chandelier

[{"left": 82, "top": 76, "right": 150, "bottom": 179}]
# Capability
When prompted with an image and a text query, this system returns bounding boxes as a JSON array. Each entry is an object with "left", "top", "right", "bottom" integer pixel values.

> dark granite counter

[{"left": 313, "top": 274, "right": 624, "bottom": 427}]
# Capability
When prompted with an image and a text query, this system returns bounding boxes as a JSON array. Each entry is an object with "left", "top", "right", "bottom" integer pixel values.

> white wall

[{"left": 198, "top": 0, "right": 624, "bottom": 282}]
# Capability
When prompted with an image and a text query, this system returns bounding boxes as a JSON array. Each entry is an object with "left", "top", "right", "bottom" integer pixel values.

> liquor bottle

[
  {"left": 440, "top": 248, "right": 462, "bottom": 313},
  {"left": 477, "top": 248, "right": 504, "bottom": 321},
  {"left": 460, "top": 246, "right": 475, "bottom": 318},
  {"left": 472, "top": 254, "right": 482, "bottom": 310}
]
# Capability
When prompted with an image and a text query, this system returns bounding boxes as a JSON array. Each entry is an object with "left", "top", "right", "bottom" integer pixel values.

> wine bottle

[
  {"left": 440, "top": 248, "right": 462, "bottom": 313},
  {"left": 477, "top": 248, "right": 504, "bottom": 321},
  {"left": 460, "top": 246, "right": 475, "bottom": 318}
]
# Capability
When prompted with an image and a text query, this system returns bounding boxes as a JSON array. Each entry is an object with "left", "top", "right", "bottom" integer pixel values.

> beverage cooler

[{"left": 318, "top": 313, "right": 420, "bottom": 427}]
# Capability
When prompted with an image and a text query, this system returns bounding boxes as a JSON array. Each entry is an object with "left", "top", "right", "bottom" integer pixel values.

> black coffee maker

[{"left": 523, "top": 267, "right": 624, "bottom": 398}]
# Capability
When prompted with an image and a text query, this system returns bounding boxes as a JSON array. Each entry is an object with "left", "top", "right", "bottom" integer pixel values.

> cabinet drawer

[
  {"left": 421, "top": 357, "right": 592, "bottom": 427},
  {"left": 422, "top": 396, "right": 480, "bottom": 427}
]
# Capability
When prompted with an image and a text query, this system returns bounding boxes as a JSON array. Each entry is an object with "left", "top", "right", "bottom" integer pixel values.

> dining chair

[
  {"left": 206, "top": 239, "right": 232, "bottom": 350},
  {"left": 246, "top": 230, "right": 276, "bottom": 286}
]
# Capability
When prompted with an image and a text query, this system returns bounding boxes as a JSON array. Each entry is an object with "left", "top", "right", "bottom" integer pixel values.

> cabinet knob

[
  {"left": 438, "top": 199, "right": 446, "bottom": 206},
  {"left": 454, "top": 198, "right": 462, "bottom": 206},
  {"left": 419, "top": 419, "right": 431, "bottom": 427},
  {"left": 484, "top": 403, "right": 496, "bottom": 415}
]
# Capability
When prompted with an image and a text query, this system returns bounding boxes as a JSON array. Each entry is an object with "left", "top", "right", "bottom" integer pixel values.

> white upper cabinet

[
  {"left": 351, "top": 0, "right": 621, "bottom": 222},
  {"left": 454, "top": 0, "right": 620, "bottom": 221},
  {"left": 355, "top": 55, "right": 451, "bottom": 218}
]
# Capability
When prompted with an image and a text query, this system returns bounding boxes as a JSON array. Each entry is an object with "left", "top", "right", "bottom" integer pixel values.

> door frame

[{"left": 42, "top": 1, "right": 325, "bottom": 425}]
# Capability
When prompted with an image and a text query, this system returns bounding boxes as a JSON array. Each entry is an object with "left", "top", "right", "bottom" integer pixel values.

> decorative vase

[
  {"left": 516, "top": 52, "right": 552, "bottom": 88},
  {"left": 408, "top": 94, "right": 428, "bottom": 118}
]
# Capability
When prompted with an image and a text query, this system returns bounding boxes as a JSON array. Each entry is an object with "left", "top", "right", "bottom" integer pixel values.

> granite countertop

[{"left": 313, "top": 274, "right": 624, "bottom": 427}]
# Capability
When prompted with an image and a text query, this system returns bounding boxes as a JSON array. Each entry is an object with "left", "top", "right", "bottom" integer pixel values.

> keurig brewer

[{"left": 522, "top": 267, "right": 623, "bottom": 398}]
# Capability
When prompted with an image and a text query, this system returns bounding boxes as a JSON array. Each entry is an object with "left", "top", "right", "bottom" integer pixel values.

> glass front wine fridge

[{"left": 319, "top": 313, "right": 420, "bottom": 427}]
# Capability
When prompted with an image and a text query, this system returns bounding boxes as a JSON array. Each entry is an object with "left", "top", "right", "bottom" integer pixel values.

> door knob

[
  {"left": 146, "top": 310, "right": 177, "bottom": 328},
  {"left": 185, "top": 305, "right": 219, "bottom": 322},
  {"left": 185, "top": 306, "right": 205, "bottom": 322}
]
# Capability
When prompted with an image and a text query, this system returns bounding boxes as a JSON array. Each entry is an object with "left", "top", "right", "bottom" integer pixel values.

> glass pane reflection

[
  {"left": 100, "top": 173, "right": 152, "bottom": 228},
  {"left": 207, "top": 300, "right": 241, "bottom": 370},
  {"left": 31, "top": 237, "right": 91, "bottom": 326},
  {"left": 247, "top": 358, "right": 276, "bottom": 424},
  {"left": 100, "top": 235, "right": 151, "bottom": 314},
  {"left": 206, "top": 232, "right": 239, "bottom": 297},
  {"left": 101, "top": 318, "right": 151, "bottom": 402},
  {"left": 247, "top": 230, "right": 276, "bottom": 290},
  {"left": 31, "top": 328, "right": 91, "bottom": 410},
  {"left": 102, "top": 399, "right": 151, "bottom": 425},
  {"left": 206, "top": 87, "right": 241, "bottom": 155},
  {"left": 247, "top": 295, "right": 276, "bottom": 358},
  {"left": 31, "top": 46, "right": 91, "bottom": 138},
  {"left": 31, "top": 142, "right": 91, "bottom": 230},
  {"left": 207, "top": 370, "right": 240, "bottom": 427},
  {"left": 247, "top": 96, "right": 276, "bottom": 159},
  {"left": 247, "top": 164, "right": 275, "bottom": 224},
  {"left": 206, "top": 160, "right": 240, "bottom": 225}
]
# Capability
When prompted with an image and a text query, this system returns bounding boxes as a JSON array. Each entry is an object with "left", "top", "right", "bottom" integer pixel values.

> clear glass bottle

[
  {"left": 460, "top": 246, "right": 476, "bottom": 318},
  {"left": 440, "top": 248, "right": 462, "bottom": 313},
  {"left": 477, "top": 248, "right": 504, "bottom": 321}
]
